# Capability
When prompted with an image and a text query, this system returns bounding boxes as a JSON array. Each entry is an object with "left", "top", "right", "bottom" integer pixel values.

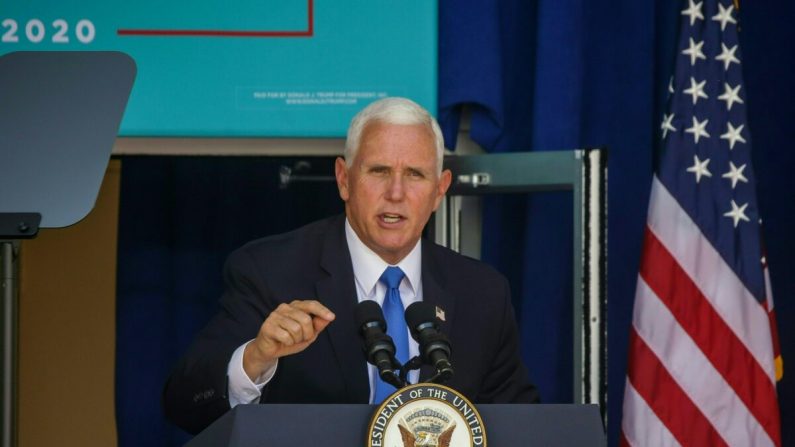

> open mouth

[{"left": 381, "top": 213, "right": 404, "bottom": 224}]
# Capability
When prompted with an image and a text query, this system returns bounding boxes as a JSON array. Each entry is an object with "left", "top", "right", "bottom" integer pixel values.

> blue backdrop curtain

[
  {"left": 116, "top": 157, "right": 344, "bottom": 445},
  {"left": 116, "top": 1, "right": 795, "bottom": 445},
  {"left": 439, "top": 0, "right": 671, "bottom": 440}
]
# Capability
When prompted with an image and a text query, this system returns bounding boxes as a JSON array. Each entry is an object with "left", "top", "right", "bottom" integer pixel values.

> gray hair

[{"left": 344, "top": 97, "right": 445, "bottom": 174}]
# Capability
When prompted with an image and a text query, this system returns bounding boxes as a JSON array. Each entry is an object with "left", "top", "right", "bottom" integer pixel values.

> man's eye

[{"left": 408, "top": 170, "right": 425, "bottom": 178}]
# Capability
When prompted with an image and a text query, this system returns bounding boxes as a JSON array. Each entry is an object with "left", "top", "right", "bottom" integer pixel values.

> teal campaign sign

[{"left": 0, "top": 0, "right": 437, "bottom": 136}]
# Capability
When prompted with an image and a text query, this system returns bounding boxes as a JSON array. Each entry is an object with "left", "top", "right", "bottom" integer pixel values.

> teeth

[{"left": 383, "top": 214, "right": 400, "bottom": 223}]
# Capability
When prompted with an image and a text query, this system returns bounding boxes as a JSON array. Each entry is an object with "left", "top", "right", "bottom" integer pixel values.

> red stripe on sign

[
  {"left": 627, "top": 328, "right": 728, "bottom": 447},
  {"left": 639, "top": 228, "right": 781, "bottom": 446},
  {"left": 308, "top": 0, "right": 314, "bottom": 35},
  {"left": 118, "top": 0, "right": 314, "bottom": 37},
  {"left": 117, "top": 29, "right": 312, "bottom": 37}
]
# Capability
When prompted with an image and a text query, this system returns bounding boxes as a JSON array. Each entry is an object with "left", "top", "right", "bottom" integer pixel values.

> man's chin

[{"left": 371, "top": 240, "right": 416, "bottom": 264}]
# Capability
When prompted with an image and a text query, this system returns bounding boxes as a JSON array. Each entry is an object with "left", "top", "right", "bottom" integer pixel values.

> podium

[{"left": 187, "top": 404, "right": 606, "bottom": 446}]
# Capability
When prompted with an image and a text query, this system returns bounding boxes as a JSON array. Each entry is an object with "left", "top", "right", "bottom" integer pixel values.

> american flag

[{"left": 620, "top": 1, "right": 783, "bottom": 446}]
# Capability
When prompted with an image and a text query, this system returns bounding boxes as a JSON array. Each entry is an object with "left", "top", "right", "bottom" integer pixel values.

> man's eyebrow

[
  {"left": 406, "top": 166, "right": 428, "bottom": 176},
  {"left": 364, "top": 163, "right": 390, "bottom": 171},
  {"left": 361, "top": 162, "right": 432, "bottom": 174}
]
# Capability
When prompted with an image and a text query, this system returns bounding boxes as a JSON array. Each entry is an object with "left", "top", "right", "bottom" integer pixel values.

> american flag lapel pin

[{"left": 435, "top": 306, "right": 446, "bottom": 321}]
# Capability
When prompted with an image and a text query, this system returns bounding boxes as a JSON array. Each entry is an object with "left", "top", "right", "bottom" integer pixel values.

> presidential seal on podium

[{"left": 367, "top": 383, "right": 486, "bottom": 447}]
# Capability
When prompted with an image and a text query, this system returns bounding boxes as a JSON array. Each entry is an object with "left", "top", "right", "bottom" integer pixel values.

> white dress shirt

[{"left": 227, "top": 218, "right": 422, "bottom": 407}]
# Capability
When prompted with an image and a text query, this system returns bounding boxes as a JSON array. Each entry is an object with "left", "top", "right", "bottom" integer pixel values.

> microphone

[
  {"left": 404, "top": 302, "right": 454, "bottom": 383},
  {"left": 354, "top": 300, "right": 404, "bottom": 389}
]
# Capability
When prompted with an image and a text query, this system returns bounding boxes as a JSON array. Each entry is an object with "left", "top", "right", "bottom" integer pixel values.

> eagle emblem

[{"left": 397, "top": 408, "right": 457, "bottom": 447}]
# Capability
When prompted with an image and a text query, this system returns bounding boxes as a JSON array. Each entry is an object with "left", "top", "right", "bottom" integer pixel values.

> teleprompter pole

[{"left": 0, "top": 241, "right": 17, "bottom": 447}]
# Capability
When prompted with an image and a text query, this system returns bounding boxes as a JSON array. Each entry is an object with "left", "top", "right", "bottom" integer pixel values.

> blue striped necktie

[{"left": 373, "top": 266, "right": 407, "bottom": 403}]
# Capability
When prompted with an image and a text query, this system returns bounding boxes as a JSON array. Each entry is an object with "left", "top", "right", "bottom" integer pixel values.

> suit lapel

[
  {"left": 418, "top": 243, "right": 456, "bottom": 382},
  {"left": 316, "top": 216, "right": 369, "bottom": 402}
]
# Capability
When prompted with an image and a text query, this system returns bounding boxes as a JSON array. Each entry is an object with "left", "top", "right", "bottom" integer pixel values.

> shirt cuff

[{"left": 227, "top": 340, "right": 278, "bottom": 408}]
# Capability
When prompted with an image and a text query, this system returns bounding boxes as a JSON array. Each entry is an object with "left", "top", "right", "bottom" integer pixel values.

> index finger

[{"left": 290, "top": 300, "right": 335, "bottom": 321}]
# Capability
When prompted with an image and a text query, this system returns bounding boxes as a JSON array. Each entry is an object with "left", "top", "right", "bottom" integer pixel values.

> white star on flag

[
  {"left": 717, "top": 82, "right": 744, "bottom": 110},
  {"left": 683, "top": 77, "right": 708, "bottom": 104},
  {"left": 681, "top": 0, "right": 704, "bottom": 26},
  {"left": 723, "top": 199, "right": 750, "bottom": 227},
  {"left": 661, "top": 113, "right": 676, "bottom": 139},
  {"left": 686, "top": 155, "right": 712, "bottom": 183},
  {"left": 685, "top": 116, "right": 710, "bottom": 143},
  {"left": 722, "top": 161, "right": 748, "bottom": 188},
  {"left": 682, "top": 38, "right": 707, "bottom": 66},
  {"left": 715, "top": 43, "right": 740, "bottom": 70},
  {"left": 720, "top": 122, "right": 746, "bottom": 149},
  {"left": 712, "top": 3, "right": 737, "bottom": 31}
]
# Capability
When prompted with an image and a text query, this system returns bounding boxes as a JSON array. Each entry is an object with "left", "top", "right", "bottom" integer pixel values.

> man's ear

[
  {"left": 433, "top": 169, "right": 453, "bottom": 210},
  {"left": 335, "top": 157, "right": 350, "bottom": 201}
]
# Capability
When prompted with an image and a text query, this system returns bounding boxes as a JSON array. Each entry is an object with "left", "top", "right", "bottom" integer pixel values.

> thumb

[{"left": 312, "top": 314, "right": 334, "bottom": 333}]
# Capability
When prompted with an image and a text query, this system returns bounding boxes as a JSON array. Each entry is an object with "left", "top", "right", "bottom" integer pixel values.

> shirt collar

[{"left": 344, "top": 218, "right": 421, "bottom": 297}]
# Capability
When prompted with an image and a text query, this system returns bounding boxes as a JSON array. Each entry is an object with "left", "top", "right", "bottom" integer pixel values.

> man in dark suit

[{"left": 163, "top": 97, "right": 538, "bottom": 435}]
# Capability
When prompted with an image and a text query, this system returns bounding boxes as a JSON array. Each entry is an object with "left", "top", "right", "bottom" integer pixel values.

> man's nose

[{"left": 385, "top": 174, "right": 405, "bottom": 200}]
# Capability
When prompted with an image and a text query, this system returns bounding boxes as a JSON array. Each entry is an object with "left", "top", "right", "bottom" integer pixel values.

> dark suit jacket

[{"left": 163, "top": 214, "right": 539, "bottom": 434}]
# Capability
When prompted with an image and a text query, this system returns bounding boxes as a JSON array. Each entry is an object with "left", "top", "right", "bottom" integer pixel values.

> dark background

[{"left": 115, "top": 1, "right": 795, "bottom": 445}]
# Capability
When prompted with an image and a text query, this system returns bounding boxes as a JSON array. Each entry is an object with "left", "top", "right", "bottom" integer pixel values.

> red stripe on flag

[
  {"left": 627, "top": 328, "right": 727, "bottom": 446},
  {"left": 619, "top": 431, "right": 631, "bottom": 447},
  {"left": 639, "top": 228, "right": 781, "bottom": 445},
  {"left": 768, "top": 308, "right": 781, "bottom": 361},
  {"left": 763, "top": 296, "right": 782, "bottom": 373}
]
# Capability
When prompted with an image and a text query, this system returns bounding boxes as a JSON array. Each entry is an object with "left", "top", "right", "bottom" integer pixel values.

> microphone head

[
  {"left": 404, "top": 302, "right": 439, "bottom": 338},
  {"left": 354, "top": 300, "right": 397, "bottom": 368},
  {"left": 354, "top": 300, "right": 386, "bottom": 331}
]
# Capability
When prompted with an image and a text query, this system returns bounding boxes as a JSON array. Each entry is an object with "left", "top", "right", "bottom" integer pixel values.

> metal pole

[
  {"left": 1, "top": 241, "right": 17, "bottom": 447},
  {"left": 572, "top": 152, "right": 585, "bottom": 404}
]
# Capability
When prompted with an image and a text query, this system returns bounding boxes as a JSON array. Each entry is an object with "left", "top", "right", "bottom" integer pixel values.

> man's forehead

[
  {"left": 357, "top": 147, "right": 437, "bottom": 169},
  {"left": 358, "top": 123, "right": 435, "bottom": 156},
  {"left": 361, "top": 121, "right": 433, "bottom": 141}
]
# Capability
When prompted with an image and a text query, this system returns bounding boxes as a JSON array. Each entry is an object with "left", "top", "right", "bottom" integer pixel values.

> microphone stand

[
  {"left": 399, "top": 356, "right": 423, "bottom": 386},
  {"left": 426, "top": 370, "right": 453, "bottom": 385},
  {"left": 398, "top": 356, "right": 454, "bottom": 386},
  {"left": 380, "top": 356, "right": 407, "bottom": 389}
]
